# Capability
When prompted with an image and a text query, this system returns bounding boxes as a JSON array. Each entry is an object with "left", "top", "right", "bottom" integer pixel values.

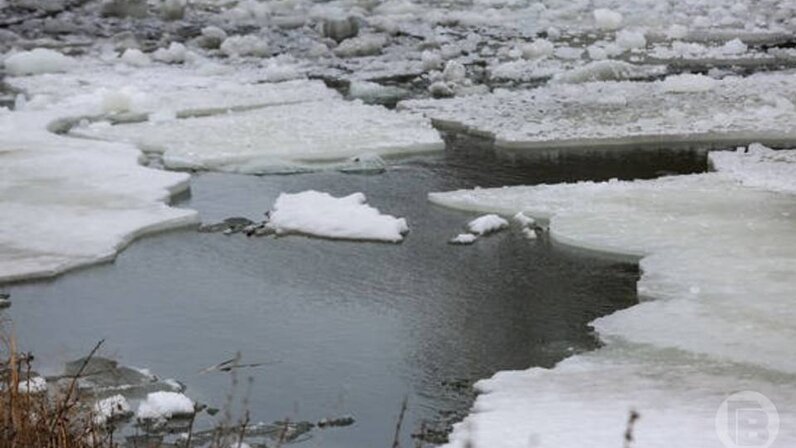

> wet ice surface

[
  {"left": 4, "top": 155, "right": 651, "bottom": 447},
  {"left": 430, "top": 147, "right": 796, "bottom": 447}
]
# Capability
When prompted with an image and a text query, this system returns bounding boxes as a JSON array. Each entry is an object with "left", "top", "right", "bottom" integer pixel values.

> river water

[{"left": 3, "top": 143, "right": 705, "bottom": 447}]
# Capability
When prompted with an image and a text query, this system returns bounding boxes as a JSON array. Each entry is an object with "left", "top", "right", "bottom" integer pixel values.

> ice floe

[
  {"left": 73, "top": 96, "right": 442, "bottom": 174},
  {"left": 430, "top": 146, "right": 796, "bottom": 447},
  {"left": 266, "top": 191, "right": 409, "bottom": 243},
  {"left": 402, "top": 73, "right": 796, "bottom": 150}
]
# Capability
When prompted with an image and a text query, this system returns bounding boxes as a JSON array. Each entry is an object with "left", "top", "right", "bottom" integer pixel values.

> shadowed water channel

[{"left": 3, "top": 143, "right": 707, "bottom": 447}]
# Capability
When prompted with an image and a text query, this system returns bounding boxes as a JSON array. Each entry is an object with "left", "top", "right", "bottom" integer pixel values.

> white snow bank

[
  {"left": 4, "top": 49, "right": 75, "bottom": 76},
  {"left": 466, "top": 214, "right": 509, "bottom": 235},
  {"left": 401, "top": 73, "right": 796, "bottom": 149},
  {"left": 136, "top": 391, "right": 194, "bottom": 420},
  {"left": 94, "top": 394, "right": 131, "bottom": 424},
  {"left": 266, "top": 191, "right": 409, "bottom": 242},
  {"left": 74, "top": 98, "right": 443, "bottom": 174},
  {"left": 431, "top": 148, "right": 796, "bottom": 447},
  {"left": 709, "top": 143, "right": 796, "bottom": 194}
]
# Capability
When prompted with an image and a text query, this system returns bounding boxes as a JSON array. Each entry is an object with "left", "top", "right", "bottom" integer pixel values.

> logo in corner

[{"left": 716, "top": 390, "right": 779, "bottom": 448}]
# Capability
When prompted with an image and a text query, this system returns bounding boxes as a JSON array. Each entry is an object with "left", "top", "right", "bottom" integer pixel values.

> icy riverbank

[{"left": 430, "top": 146, "right": 796, "bottom": 447}]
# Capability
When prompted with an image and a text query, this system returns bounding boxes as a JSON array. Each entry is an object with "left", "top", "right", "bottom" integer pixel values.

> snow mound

[
  {"left": 137, "top": 391, "right": 194, "bottom": 421},
  {"left": 75, "top": 98, "right": 443, "bottom": 174},
  {"left": 467, "top": 214, "right": 508, "bottom": 235},
  {"left": 17, "top": 377, "right": 47, "bottom": 394},
  {"left": 430, "top": 148, "right": 796, "bottom": 447},
  {"left": 4, "top": 49, "right": 75, "bottom": 76},
  {"left": 266, "top": 191, "right": 409, "bottom": 243}
]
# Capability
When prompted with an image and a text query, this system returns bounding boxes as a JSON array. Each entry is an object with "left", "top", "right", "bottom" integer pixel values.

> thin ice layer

[
  {"left": 266, "top": 191, "right": 409, "bottom": 242},
  {"left": 429, "top": 148, "right": 796, "bottom": 446},
  {"left": 72, "top": 99, "right": 443, "bottom": 174},
  {"left": 401, "top": 73, "right": 796, "bottom": 149}
]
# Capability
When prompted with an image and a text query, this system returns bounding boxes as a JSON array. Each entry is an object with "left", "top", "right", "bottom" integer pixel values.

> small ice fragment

[
  {"left": 522, "top": 228, "right": 537, "bottom": 240},
  {"left": 220, "top": 35, "right": 269, "bottom": 57},
  {"left": 4, "top": 48, "right": 75, "bottom": 76},
  {"left": 136, "top": 391, "right": 194, "bottom": 421},
  {"left": 513, "top": 212, "right": 535, "bottom": 228},
  {"left": 467, "top": 214, "right": 509, "bottom": 235},
  {"left": 449, "top": 233, "right": 477, "bottom": 245},
  {"left": 616, "top": 30, "right": 646, "bottom": 50},
  {"left": 593, "top": 9, "right": 623, "bottom": 31}
]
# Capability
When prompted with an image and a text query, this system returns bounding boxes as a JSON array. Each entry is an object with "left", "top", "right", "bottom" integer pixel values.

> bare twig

[{"left": 391, "top": 396, "right": 409, "bottom": 448}]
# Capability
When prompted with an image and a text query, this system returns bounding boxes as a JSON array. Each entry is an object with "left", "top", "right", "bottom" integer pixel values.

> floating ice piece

[
  {"left": 75, "top": 98, "right": 443, "bottom": 174},
  {"left": 615, "top": 29, "right": 647, "bottom": 50},
  {"left": 401, "top": 73, "right": 796, "bottom": 150},
  {"left": 120, "top": 49, "right": 151, "bottom": 67},
  {"left": 152, "top": 42, "right": 189, "bottom": 64},
  {"left": 709, "top": 143, "right": 796, "bottom": 194},
  {"left": 660, "top": 73, "right": 716, "bottom": 93},
  {"left": 220, "top": 35, "right": 269, "bottom": 57},
  {"left": 334, "top": 34, "right": 387, "bottom": 58},
  {"left": 467, "top": 214, "right": 508, "bottom": 235},
  {"left": 137, "top": 391, "right": 194, "bottom": 421},
  {"left": 94, "top": 394, "right": 132, "bottom": 424},
  {"left": 521, "top": 227, "right": 537, "bottom": 239},
  {"left": 593, "top": 9, "right": 622, "bottom": 31},
  {"left": 266, "top": 191, "right": 409, "bottom": 243},
  {"left": 512, "top": 212, "right": 534, "bottom": 227},
  {"left": 4, "top": 48, "right": 75, "bottom": 76},
  {"left": 551, "top": 60, "right": 666, "bottom": 84},
  {"left": 449, "top": 233, "right": 477, "bottom": 245}
]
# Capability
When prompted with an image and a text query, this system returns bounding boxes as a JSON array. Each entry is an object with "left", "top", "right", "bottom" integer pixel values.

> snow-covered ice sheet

[
  {"left": 72, "top": 98, "right": 443, "bottom": 174},
  {"left": 266, "top": 191, "right": 409, "bottom": 243},
  {"left": 430, "top": 147, "right": 796, "bottom": 447},
  {"left": 402, "top": 73, "right": 796, "bottom": 150}
]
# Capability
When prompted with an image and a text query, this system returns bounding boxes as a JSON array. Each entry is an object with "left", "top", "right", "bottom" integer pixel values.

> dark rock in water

[
  {"left": 101, "top": 0, "right": 148, "bottom": 18},
  {"left": 317, "top": 415, "right": 355, "bottom": 428},
  {"left": 321, "top": 17, "right": 359, "bottom": 43},
  {"left": 56, "top": 356, "right": 178, "bottom": 397},
  {"left": 198, "top": 217, "right": 255, "bottom": 233},
  {"left": 0, "top": 293, "right": 11, "bottom": 309}
]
